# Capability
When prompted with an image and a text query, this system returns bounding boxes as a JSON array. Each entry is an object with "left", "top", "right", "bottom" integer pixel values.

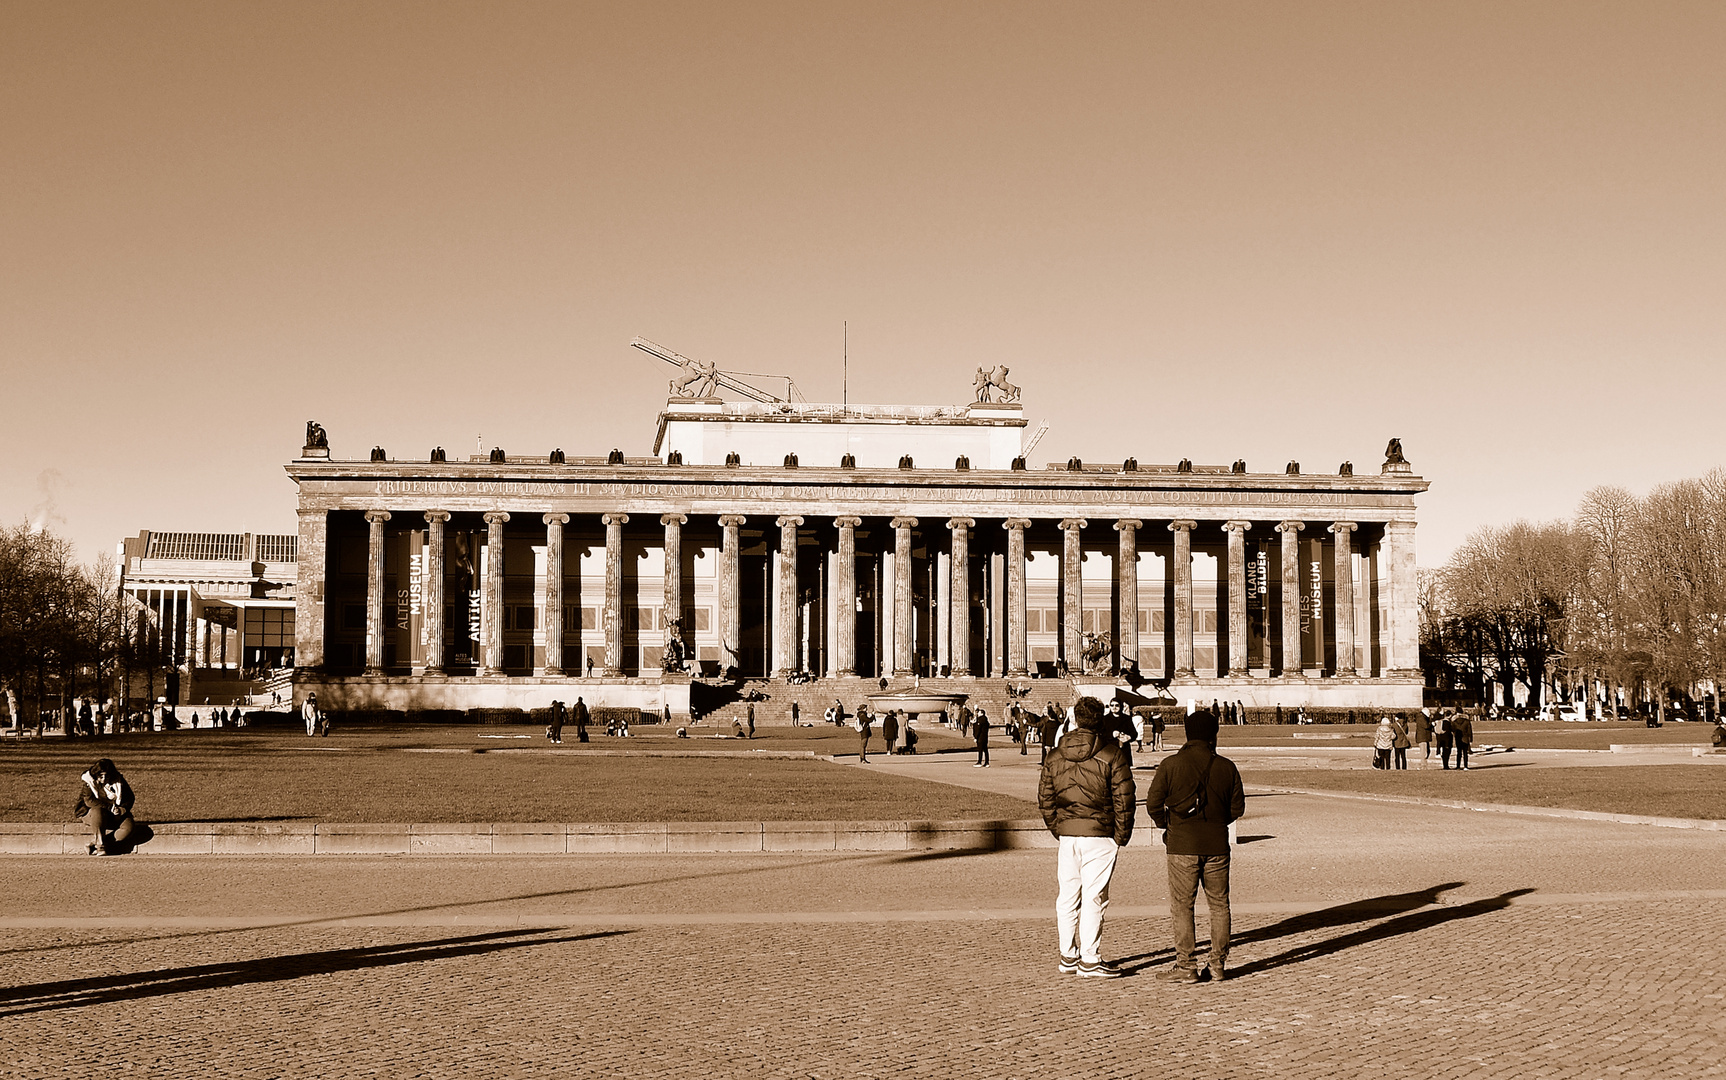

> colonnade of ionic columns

[{"left": 341, "top": 509, "right": 1418, "bottom": 680}]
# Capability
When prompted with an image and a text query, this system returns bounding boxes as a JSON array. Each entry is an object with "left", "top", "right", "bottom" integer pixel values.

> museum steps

[{"left": 688, "top": 676, "right": 1083, "bottom": 728}]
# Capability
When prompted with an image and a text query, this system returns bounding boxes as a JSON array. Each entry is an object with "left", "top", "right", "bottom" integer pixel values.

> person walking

[
  {"left": 1451, "top": 708, "right": 1474, "bottom": 770},
  {"left": 1372, "top": 716, "right": 1394, "bottom": 769},
  {"left": 1391, "top": 713, "right": 1411, "bottom": 770},
  {"left": 1415, "top": 709, "right": 1434, "bottom": 766},
  {"left": 547, "top": 700, "right": 565, "bottom": 744},
  {"left": 972, "top": 708, "right": 991, "bottom": 767},
  {"left": 882, "top": 709, "right": 899, "bottom": 756},
  {"left": 572, "top": 697, "right": 590, "bottom": 743},
  {"left": 1039, "top": 709, "right": 1062, "bottom": 762},
  {"left": 1145, "top": 709, "right": 1246, "bottom": 983},
  {"left": 302, "top": 693, "right": 319, "bottom": 737},
  {"left": 1436, "top": 710, "right": 1453, "bottom": 769},
  {"left": 745, "top": 702, "right": 756, "bottom": 739},
  {"left": 1150, "top": 710, "right": 1166, "bottom": 752},
  {"left": 1038, "top": 696, "right": 1135, "bottom": 978},
  {"left": 856, "top": 707, "right": 873, "bottom": 763}
]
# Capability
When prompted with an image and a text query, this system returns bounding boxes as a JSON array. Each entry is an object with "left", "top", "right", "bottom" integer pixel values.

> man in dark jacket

[
  {"left": 1145, "top": 709, "right": 1245, "bottom": 983},
  {"left": 1038, "top": 697, "right": 1135, "bottom": 978},
  {"left": 571, "top": 697, "right": 590, "bottom": 743}
]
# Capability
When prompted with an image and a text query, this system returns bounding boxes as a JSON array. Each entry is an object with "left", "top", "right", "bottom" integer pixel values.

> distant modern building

[
  {"left": 117, "top": 530, "right": 298, "bottom": 701},
  {"left": 285, "top": 370, "right": 1429, "bottom": 717}
]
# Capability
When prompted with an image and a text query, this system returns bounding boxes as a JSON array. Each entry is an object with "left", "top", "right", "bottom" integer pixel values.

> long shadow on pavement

[
  {"left": 0, "top": 928, "right": 627, "bottom": 1017},
  {"left": 1228, "top": 887, "right": 1535, "bottom": 977}
]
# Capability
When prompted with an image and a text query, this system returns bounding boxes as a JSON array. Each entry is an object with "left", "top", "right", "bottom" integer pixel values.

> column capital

[
  {"left": 890, "top": 516, "right": 918, "bottom": 530},
  {"left": 364, "top": 510, "right": 392, "bottom": 524},
  {"left": 543, "top": 512, "right": 570, "bottom": 526},
  {"left": 833, "top": 515, "right": 862, "bottom": 529},
  {"left": 601, "top": 513, "right": 629, "bottom": 527},
  {"left": 776, "top": 515, "right": 804, "bottom": 529},
  {"left": 424, "top": 509, "right": 451, "bottom": 524},
  {"left": 1113, "top": 518, "right": 1142, "bottom": 532},
  {"left": 1167, "top": 519, "right": 1198, "bottom": 533},
  {"left": 1276, "top": 520, "right": 1305, "bottom": 534},
  {"left": 1059, "top": 518, "right": 1088, "bottom": 532},
  {"left": 1383, "top": 519, "right": 1417, "bottom": 533},
  {"left": 659, "top": 513, "right": 687, "bottom": 527},
  {"left": 718, "top": 514, "right": 747, "bottom": 527},
  {"left": 1222, "top": 520, "right": 1252, "bottom": 534},
  {"left": 483, "top": 511, "right": 511, "bottom": 526},
  {"left": 1002, "top": 518, "right": 1032, "bottom": 531},
  {"left": 946, "top": 517, "right": 975, "bottom": 531},
  {"left": 1328, "top": 521, "right": 1359, "bottom": 535}
]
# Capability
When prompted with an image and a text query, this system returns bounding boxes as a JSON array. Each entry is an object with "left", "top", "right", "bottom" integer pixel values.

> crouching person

[
  {"left": 1145, "top": 710, "right": 1244, "bottom": 983},
  {"left": 75, "top": 758, "right": 137, "bottom": 856},
  {"left": 1038, "top": 696, "right": 1135, "bottom": 978}
]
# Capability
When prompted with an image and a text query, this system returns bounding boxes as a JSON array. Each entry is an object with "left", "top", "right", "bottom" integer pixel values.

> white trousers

[{"left": 1056, "top": 835, "right": 1119, "bottom": 963}]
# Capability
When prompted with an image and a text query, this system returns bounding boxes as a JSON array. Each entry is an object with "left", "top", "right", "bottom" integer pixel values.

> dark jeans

[
  {"left": 1167, "top": 853, "right": 1231, "bottom": 972},
  {"left": 82, "top": 807, "right": 135, "bottom": 854},
  {"left": 1455, "top": 741, "right": 1471, "bottom": 768},
  {"left": 1393, "top": 747, "right": 1408, "bottom": 769},
  {"left": 1439, "top": 736, "right": 1453, "bottom": 768},
  {"left": 975, "top": 741, "right": 989, "bottom": 766}
]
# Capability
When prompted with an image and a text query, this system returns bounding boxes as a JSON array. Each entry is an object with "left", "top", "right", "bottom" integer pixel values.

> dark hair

[
  {"left": 1185, "top": 711, "right": 1219, "bottom": 744},
  {"left": 1072, "top": 697, "right": 1105, "bottom": 730},
  {"left": 93, "top": 758, "right": 118, "bottom": 778}
]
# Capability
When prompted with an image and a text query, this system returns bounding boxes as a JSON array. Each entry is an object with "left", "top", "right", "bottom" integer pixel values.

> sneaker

[
  {"left": 1207, "top": 963, "right": 1226, "bottom": 983},
  {"left": 86, "top": 843, "right": 100, "bottom": 856},
  {"left": 1156, "top": 965, "right": 1201, "bottom": 983},
  {"left": 1076, "top": 959, "right": 1125, "bottom": 978},
  {"left": 1058, "top": 954, "right": 1081, "bottom": 975}
]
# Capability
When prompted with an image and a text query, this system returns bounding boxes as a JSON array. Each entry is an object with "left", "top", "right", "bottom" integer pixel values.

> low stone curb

[
  {"left": 0, "top": 819, "right": 1059, "bottom": 855},
  {"left": 1258, "top": 786, "right": 1726, "bottom": 831}
]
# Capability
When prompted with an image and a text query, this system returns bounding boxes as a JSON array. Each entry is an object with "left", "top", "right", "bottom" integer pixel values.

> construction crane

[
  {"left": 632, "top": 338, "right": 803, "bottom": 403},
  {"left": 1022, "top": 419, "right": 1051, "bottom": 458}
]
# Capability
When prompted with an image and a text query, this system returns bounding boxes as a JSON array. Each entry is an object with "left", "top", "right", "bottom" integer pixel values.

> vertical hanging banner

[
  {"left": 407, "top": 530, "right": 425, "bottom": 669},
  {"left": 1302, "top": 538, "right": 1325, "bottom": 670},
  {"left": 1246, "top": 543, "right": 1268, "bottom": 668}
]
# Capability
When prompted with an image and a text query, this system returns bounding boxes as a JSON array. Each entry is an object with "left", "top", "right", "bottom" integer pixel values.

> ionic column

[
  {"left": 601, "top": 513, "right": 627, "bottom": 676},
  {"left": 1330, "top": 522, "right": 1359, "bottom": 676},
  {"left": 423, "top": 511, "right": 450, "bottom": 674},
  {"left": 1003, "top": 519, "right": 1030, "bottom": 676},
  {"left": 774, "top": 515, "right": 803, "bottom": 678},
  {"left": 482, "top": 511, "right": 510, "bottom": 676},
  {"left": 833, "top": 517, "right": 860, "bottom": 676},
  {"left": 891, "top": 517, "right": 917, "bottom": 676},
  {"left": 947, "top": 518, "right": 974, "bottom": 676},
  {"left": 542, "top": 514, "right": 569, "bottom": 675},
  {"left": 364, "top": 510, "right": 391, "bottom": 673},
  {"left": 1060, "top": 519, "right": 1087, "bottom": 670},
  {"left": 1383, "top": 520, "right": 1420, "bottom": 676},
  {"left": 1224, "top": 521, "right": 1251, "bottom": 676},
  {"left": 1169, "top": 520, "right": 1197, "bottom": 677},
  {"left": 295, "top": 508, "right": 327, "bottom": 671},
  {"left": 661, "top": 514, "right": 686, "bottom": 665},
  {"left": 1278, "top": 521, "right": 1305, "bottom": 676},
  {"left": 1115, "top": 520, "right": 1141, "bottom": 674},
  {"left": 719, "top": 515, "right": 746, "bottom": 675}
]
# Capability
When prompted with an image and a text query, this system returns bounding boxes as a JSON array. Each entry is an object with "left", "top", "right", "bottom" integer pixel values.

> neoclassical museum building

[{"left": 288, "top": 389, "right": 1427, "bottom": 717}]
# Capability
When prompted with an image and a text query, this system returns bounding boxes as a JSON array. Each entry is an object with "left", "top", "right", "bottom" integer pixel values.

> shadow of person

[
  {"left": 0, "top": 928, "right": 630, "bottom": 1017},
  {"left": 1234, "top": 882, "right": 1468, "bottom": 948},
  {"left": 1228, "top": 887, "right": 1535, "bottom": 978}
]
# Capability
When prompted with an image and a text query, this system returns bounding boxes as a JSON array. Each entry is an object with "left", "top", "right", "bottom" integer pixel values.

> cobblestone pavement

[{"left": 4, "top": 795, "right": 1724, "bottom": 1078}]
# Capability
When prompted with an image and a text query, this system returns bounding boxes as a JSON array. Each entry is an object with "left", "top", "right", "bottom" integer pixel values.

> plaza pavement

[{"left": 4, "top": 758, "right": 1724, "bottom": 1079}]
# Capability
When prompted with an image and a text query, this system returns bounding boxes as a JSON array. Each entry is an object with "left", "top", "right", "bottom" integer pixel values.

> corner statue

[
  {"left": 670, "top": 355, "right": 720, "bottom": 399},
  {"left": 972, "top": 366, "right": 1021, "bottom": 404},
  {"left": 1384, "top": 437, "right": 1407, "bottom": 465},
  {"left": 304, "top": 420, "right": 328, "bottom": 449}
]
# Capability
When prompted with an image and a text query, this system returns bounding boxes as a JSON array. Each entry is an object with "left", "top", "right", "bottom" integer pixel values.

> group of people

[
  {"left": 545, "top": 698, "right": 591, "bottom": 743},
  {"left": 1371, "top": 709, "right": 1476, "bottom": 770},
  {"left": 1040, "top": 699, "right": 1245, "bottom": 981},
  {"left": 852, "top": 706, "right": 921, "bottom": 762}
]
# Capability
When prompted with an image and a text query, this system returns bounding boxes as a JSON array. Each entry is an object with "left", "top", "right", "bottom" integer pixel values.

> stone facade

[{"left": 287, "top": 401, "right": 1428, "bottom": 715}]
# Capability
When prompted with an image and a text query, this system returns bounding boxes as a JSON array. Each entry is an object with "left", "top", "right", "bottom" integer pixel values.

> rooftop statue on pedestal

[
  {"left": 973, "top": 365, "right": 1021, "bottom": 404},
  {"left": 1382, "top": 437, "right": 1412, "bottom": 474},
  {"left": 302, "top": 420, "right": 330, "bottom": 458}
]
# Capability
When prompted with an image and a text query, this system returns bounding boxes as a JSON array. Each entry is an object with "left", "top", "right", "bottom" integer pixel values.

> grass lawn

[
  {"left": 1244, "top": 763, "right": 1726, "bottom": 821},
  {"left": 0, "top": 725, "right": 1032, "bottom": 824}
]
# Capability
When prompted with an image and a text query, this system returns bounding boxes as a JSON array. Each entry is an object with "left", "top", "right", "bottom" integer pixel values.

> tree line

[
  {"left": 0, "top": 522, "right": 173, "bottom": 725},
  {"left": 1422, "top": 468, "right": 1726, "bottom": 720}
]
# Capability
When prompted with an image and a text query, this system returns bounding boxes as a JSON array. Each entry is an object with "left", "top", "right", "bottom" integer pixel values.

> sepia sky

[{"left": 4, "top": 1, "right": 1723, "bottom": 568}]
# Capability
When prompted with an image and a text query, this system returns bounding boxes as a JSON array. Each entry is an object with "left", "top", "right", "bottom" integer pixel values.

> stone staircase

[{"left": 688, "top": 676, "right": 1083, "bottom": 728}]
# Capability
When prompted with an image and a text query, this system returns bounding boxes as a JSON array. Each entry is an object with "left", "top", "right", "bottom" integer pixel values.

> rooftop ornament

[
  {"left": 898, "top": 455, "right": 915, "bottom": 470},
  {"left": 725, "top": 451, "right": 741, "bottom": 468},
  {"left": 1286, "top": 461, "right": 1300, "bottom": 475},
  {"left": 664, "top": 450, "right": 682, "bottom": 465},
  {"left": 1122, "top": 457, "right": 1137, "bottom": 472},
  {"left": 549, "top": 449, "right": 566, "bottom": 464},
  {"left": 840, "top": 453, "right": 856, "bottom": 468},
  {"left": 607, "top": 449, "right": 625, "bottom": 465},
  {"left": 304, "top": 420, "right": 328, "bottom": 450},
  {"left": 955, "top": 455, "right": 970, "bottom": 470},
  {"left": 489, "top": 447, "right": 507, "bottom": 463},
  {"left": 1382, "top": 437, "right": 1413, "bottom": 474},
  {"left": 1012, "top": 456, "right": 1027, "bottom": 471},
  {"left": 971, "top": 365, "right": 1021, "bottom": 404},
  {"left": 1338, "top": 461, "right": 1353, "bottom": 476},
  {"left": 1176, "top": 459, "right": 1193, "bottom": 473},
  {"left": 370, "top": 446, "right": 386, "bottom": 462},
  {"left": 783, "top": 453, "right": 799, "bottom": 468},
  {"left": 430, "top": 447, "right": 446, "bottom": 463},
  {"left": 1067, "top": 456, "right": 1083, "bottom": 471},
  {"left": 1231, "top": 459, "right": 1247, "bottom": 474}
]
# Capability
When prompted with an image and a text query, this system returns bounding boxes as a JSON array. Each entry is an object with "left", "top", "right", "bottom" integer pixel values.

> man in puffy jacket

[
  {"left": 1145, "top": 709, "right": 1245, "bottom": 983},
  {"left": 1038, "top": 696, "right": 1136, "bottom": 978}
]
